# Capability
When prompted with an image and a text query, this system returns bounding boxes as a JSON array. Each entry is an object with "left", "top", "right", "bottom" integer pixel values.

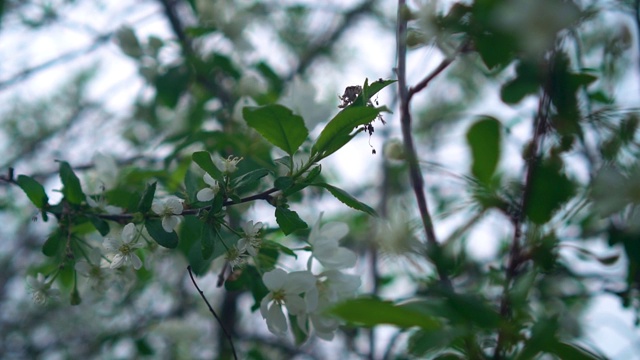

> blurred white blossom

[
  {"left": 237, "top": 220, "right": 263, "bottom": 257},
  {"left": 86, "top": 194, "right": 122, "bottom": 215},
  {"left": 225, "top": 246, "right": 247, "bottom": 270},
  {"left": 307, "top": 213, "right": 357, "bottom": 270},
  {"left": 27, "top": 273, "right": 60, "bottom": 305},
  {"left": 75, "top": 249, "right": 109, "bottom": 292}
]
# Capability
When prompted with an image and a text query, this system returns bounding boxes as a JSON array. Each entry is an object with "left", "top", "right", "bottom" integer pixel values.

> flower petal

[
  {"left": 266, "top": 303, "right": 288, "bottom": 336},
  {"left": 321, "top": 222, "right": 349, "bottom": 241},
  {"left": 286, "top": 271, "right": 316, "bottom": 293},
  {"left": 284, "top": 294, "right": 308, "bottom": 315},
  {"left": 121, "top": 223, "right": 137, "bottom": 243},
  {"left": 263, "top": 268, "right": 287, "bottom": 290},
  {"left": 203, "top": 173, "right": 217, "bottom": 186},
  {"left": 162, "top": 216, "right": 179, "bottom": 232},
  {"left": 110, "top": 254, "right": 125, "bottom": 269},
  {"left": 103, "top": 238, "right": 121, "bottom": 251},
  {"left": 197, "top": 188, "right": 215, "bottom": 202},
  {"left": 131, "top": 254, "right": 143, "bottom": 270},
  {"left": 166, "top": 198, "right": 183, "bottom": 214},
  {"left": 151, "top": 202, "right": 164, "bottom": 215},
  {"left": 260, "top": 294, "right": 273, "bottom": 319}
]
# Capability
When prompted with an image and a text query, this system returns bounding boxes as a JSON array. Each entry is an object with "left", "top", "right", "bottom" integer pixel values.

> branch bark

[{"left": 396, "top": 0, "right": 451, "bottom": 289}]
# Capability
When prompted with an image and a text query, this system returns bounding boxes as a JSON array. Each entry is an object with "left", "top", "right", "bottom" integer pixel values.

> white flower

[
  {"left": 225, "top": 246, "right": 247, "bottom": 270},
  {"left": 307, "top": 213, "right": 357, "bottom": 270},
  {"left": 86, "top": 195, "right": 123, "bottom": 215},
  {"left": 197, "top": 173, "right": 220, "bottom": 202},
  {"left": 216, "top": 155, "right": 243, "bottom": 174},
  {"left": 299, "top": 269, "right": 361, "bottom": 340},
  {"left": 237, "top": 220, "right": 263, "bottom": 257},
  {"left": 260, "top": 269, "right": 316, "bottom": 337},
  {"left": 27, "top": 273, "right": 60, "bottom": 305},
  {"left": 75, "top": 249, "right": 109, "bottom": 292},
  {"left": 152, "top": 197, "right": 183, "bottom": 232},
  {"left": 103, "top": 223, "right": 144, "bottom": 270}
]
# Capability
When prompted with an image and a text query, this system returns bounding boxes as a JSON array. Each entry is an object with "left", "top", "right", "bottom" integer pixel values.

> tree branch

[
  {"left": 0, "top": 34, "right": 111, "bottom": 92},
  {"left": 494, "top": 63, "right": 553, "bottom": 359},
  {"left": 285, "top": 0, "right": 378, "bottom": 81},
  {"left": 396, "top": 0, "right": 451, "bottom": 288}
]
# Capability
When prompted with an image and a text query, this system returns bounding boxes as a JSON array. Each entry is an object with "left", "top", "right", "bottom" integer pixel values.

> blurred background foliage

[{"left": 0, "top": 0, "right": 639, "bottom": 359}]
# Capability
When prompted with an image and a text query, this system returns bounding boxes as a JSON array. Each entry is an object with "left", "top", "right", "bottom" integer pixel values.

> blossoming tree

[{"left": 1, "top": 0, "right": 639, "bottom": 359}]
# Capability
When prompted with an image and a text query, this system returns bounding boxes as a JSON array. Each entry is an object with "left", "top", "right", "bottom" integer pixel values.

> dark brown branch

[
  {"left": 494, "top": 68, "right": 553, "bottom": 359},
  {"left": 187, "top": 266, "right": 238, "bottom": 360},
  {"left": 407, "top": 40, "right": 469, "bottom": 101},
  {"left": 96, "top": 187, "right": 279, "bottom": 222},
  {"left": 396, "top": 0, "right": 451, "bottom": 288}
]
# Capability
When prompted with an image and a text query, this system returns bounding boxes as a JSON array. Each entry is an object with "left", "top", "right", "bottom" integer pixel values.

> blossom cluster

[
  {"left": 260, "top": 214, "right": 360, "bottom": 340},
  {"left": 28, "top": 152, "right": 360, "bottom": 343}
]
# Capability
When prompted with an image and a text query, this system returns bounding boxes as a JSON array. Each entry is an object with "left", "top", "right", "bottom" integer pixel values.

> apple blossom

[
  {"left": 27, "top": 273, "right": 60, "bottom": 305},
  {"left": 237, "top": 220, "right": 263, "bottom": 257},
  {"left": 260, "top": 268, "right": 316, "bottom": 337},
  {"left": 103, "top": 223, "right": 144, "bottom": 270},
  {"left": 216, "top": 155, "right": 243, "bottom": 174},
  {"left": 75, "top": 248, "right": 109, "bottom": 292},
  {"left": 307, "top": 213, "right": 357, "bottom": 270},
  {"left": 196, "top": 173, "right": 220, "bottom": 202},
  {"left": 299, "top": 269, "right": 361, "bottom": 340},
  {"left": 152, "top": 197, "right": 183, "bottom": 232}
]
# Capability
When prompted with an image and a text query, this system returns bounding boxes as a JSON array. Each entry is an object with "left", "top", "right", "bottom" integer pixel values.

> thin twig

[
  {"left": 285, "top": 0, "right": 377, "bottom": 81},
  {"left": 158, "top": 0, "right": 234, "bottom": 107},
  {"left": 187, "top": 266, "right": 238, "bottom": 360},
  {"left": 0, "top": 35, "right": 111, "bottom": 92},
  {"left": 396, "top": 0, "right": 451, "bottom": 288},
  {"left": 493, "top": 59, "right": 554, "bottom": 359}
]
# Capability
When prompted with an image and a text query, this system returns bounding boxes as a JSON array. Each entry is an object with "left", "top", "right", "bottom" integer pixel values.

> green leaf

[
  {"left": 89, "top": 217, "right": 110, "bottom": 236},
  {"left": 311, "top": 182, "right": 377, "bottom": 216},
  {"left": 263, "top": 240, "right": 297, "bottom": 258},
  {"left": 192, "top": 151, "right": 223, "bottom": 180},
  {"left": 500, "top": 60, "right": 540, "bottom": 104},
  {"left": 184, "top": 168, "right": 200, "bottom": 204},
  {"left": 145, "top": 219, "right": 179, "bottom": 248},
  {"left": 312, "top": 106, "right": 380, "bottom": 158},
  {"left": 232, "top": 168, "right": 270, "bottom": 193},
  {"left": 352, "top": 78, "right": 397, "bottom": 107},
  {"left": 137, "top": 182, "right": 157, "bottom": 213},
  {"left": 524, "top": 161, "right": 575, "bottom": 224},
  {"left": 331, "top": 298, "right": 441, "bottom": 330},
  {"left": 474, "top": 31, "right": 515, "bottom": 69},
  {"left": 274, "top": 176, "right": 294, "bottom": 190},
  {"left": 441, "top": 291, "right": 501, "bottom": 329},
  {"left": 275, "top": 206, "right": 308, "bottom": 235},
  {"left": 155, "top": 65, "right": 190, "bottom": 108},
  {"left": 59, "top": 161, "right": 85, "bottom": 205},
  {"left": 42, "top": 231, "right": 62, "bottom": 257},
  {"left": 549, "top": 342, "right": 606, "bottom": 360},
  {"left": 466, "top": 117, "right": 501, "bottom": 184},
  {"left": 243, "top": 104, "right": 309, "bottom": 156},
  {"left": 201, "top": 222, "right": 221, "bottom": 260},
  {"left": 16, "top": 175, "right": 48, "bottom": 208}
]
